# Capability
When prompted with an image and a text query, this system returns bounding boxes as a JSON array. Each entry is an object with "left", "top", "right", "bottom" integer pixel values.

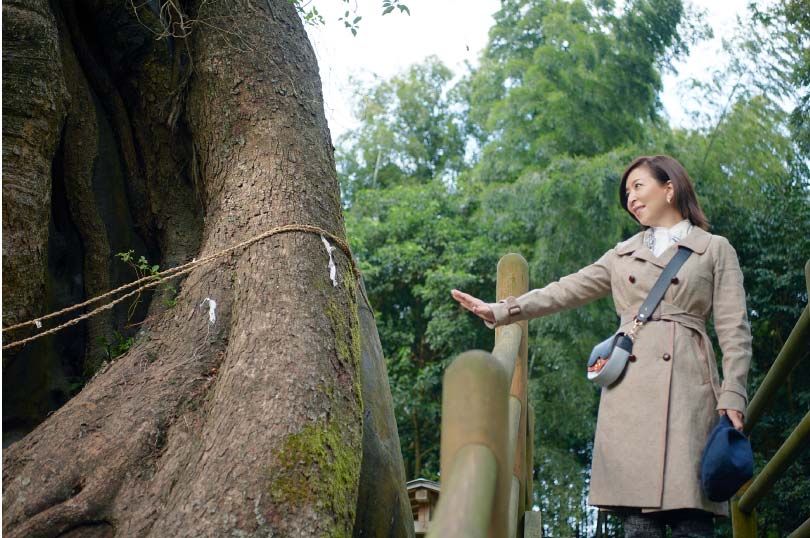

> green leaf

[{"left": 115, "top": 249, "right": 134, "bottom": 263}]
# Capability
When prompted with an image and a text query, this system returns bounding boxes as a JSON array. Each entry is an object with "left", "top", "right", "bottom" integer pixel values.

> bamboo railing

[
  {"left": 731, "top": 259, "right": 810, "bottom": 537},
  {"left": 428, "top": 253, "right": 539, "bottom": 538}
]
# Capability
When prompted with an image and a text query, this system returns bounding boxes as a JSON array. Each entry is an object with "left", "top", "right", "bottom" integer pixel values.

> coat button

[
  {"left": 662, "top": 352, "right": 671, "bottom": 361},
  {"left": 629, "top": 275, "right": 636, "bottom": 283},
  {"left": 671, "top": 277, "right": 679, "bottom": 284}
]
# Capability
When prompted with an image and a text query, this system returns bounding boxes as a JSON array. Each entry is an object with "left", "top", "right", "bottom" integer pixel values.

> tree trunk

[
  {"left": 2, "top": 0, "right": 72, "bottom": 435},
  {"left": 2, "top": 1, "right": 412, "bottom": 536}
]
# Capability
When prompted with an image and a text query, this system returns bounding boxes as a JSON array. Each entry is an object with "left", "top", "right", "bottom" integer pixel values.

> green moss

[
  {"left": 345, "top": 268, "right": 363, "bottom": 404},
  {"left": 268, "top": 420, "right": 361, "bottom": 537},
  {"left": 264, "top": 267, "right": 365, "bottom": 535},
  {"left": 323, "top": 268, "right": 363, "bottom": 412}
]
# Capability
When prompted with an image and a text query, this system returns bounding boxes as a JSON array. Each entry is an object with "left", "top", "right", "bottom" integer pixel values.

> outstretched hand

[{"left": 450, "top": 289, "right": 495, "bottom": 325}]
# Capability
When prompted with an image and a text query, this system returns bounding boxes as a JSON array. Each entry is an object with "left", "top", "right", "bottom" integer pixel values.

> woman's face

[{"left": 624, "top": 165, "right": 679, "bottom": 227}]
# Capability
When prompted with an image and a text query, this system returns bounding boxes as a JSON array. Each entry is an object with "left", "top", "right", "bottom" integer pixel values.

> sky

[{"left": 304, "top": 0, "right": 755, "bottom": 143}]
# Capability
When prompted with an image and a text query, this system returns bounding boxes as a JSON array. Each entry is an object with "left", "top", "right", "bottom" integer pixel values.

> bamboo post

[
  {"left": 526, "top": 403, "right": 535, "bottom": 510},
  {"left": 495, "top": 253, "right": 529, "bottom": 524},
  {"left": 507, "top": 477, "right": 520, "bottom": 538},
  {"left": 429, "top": 444, "right": 498, "bottom": 538},
  {"left": 731, "top": 479, "right": 757, "bottom": 538},
  {"left": 507, "top": 397, "right": 522, "bottom": 538},
  {"left": 438, "top": 350, "right": 511, "bottom": 538}
]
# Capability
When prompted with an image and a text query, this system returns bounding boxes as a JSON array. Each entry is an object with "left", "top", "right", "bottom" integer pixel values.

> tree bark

[
  {"left": 2, "top": 0, "right": 68, "bottom": 329},
  {"left": 2, "top": 1, "right": 412, "bottom": 536}
]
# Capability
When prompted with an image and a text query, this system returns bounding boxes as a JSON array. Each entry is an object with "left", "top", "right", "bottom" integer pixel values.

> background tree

[
  {"left": 336, "top": 56, "right": 467, "bottom": 206},
  {"left": 336, "top": 58, "right": 500, "bottom": 479},
  {"left": 460, "top": 0, "right": 709, "bottom": 183}
]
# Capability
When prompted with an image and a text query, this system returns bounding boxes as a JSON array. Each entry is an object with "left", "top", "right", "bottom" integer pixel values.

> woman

[{"left": 450, "top": 155, "right": 752, "bottom": 537}]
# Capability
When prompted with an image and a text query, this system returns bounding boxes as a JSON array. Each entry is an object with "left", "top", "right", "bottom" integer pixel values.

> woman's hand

[
  {"left": 718, "top": 408, "right": 744, "bottom": 431},
  {"left": 450, "top": 289, "right": 495, "bottom": 325}
]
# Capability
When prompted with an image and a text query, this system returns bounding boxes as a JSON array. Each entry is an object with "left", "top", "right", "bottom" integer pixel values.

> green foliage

[
  {"left": 336, "top": 56, "right": 467, "bottom": 207},
  {"left": 163, "top": 285, "right": 178, "bottom": 308},
  {"left": 751, "top": 0, "right": 810, "bottom": 154},
  {"left": 115, "top": 249, "right": 179, "bottom": 320},
  {"left": 115, "top": 249, "right": 156, "bottom": 322},
  {"left": 337, "top": 10, "right": 362, "bottom": 36},
  {"left": 115, "top": 249, "right": 159, "bottom": 277},
  {"left": 289, "top": 0, "right": 410, "bottom": 32},
  {"left": 382, "top": 0, "right": 410, "bottom": 16},
  {"left": 110, "top": 330, "right": 134, "bottom": 358},
  {"left": 346, "top": 179, "right": 500, "bottom": 479},
  {"left": 66, "top": 377, "right": 86, "bottom": 397},
  {"left": 96, "top": 330, "right": 134, "bottom": 363},
  {"left": 460, "top": 0, "right": 710, "bottom": 183},
  {"left": 335, "top": 0, "right": 809, "bottom": 535}
]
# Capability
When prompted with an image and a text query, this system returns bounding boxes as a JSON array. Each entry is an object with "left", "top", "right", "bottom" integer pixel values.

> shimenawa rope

[{"left": 2, "top": 224, "right": 373, "bottom": 351}]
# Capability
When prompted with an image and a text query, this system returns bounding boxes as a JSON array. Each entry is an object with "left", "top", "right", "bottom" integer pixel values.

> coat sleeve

[
  {"left": 711, "top": 236, "right": 753, "bottom": 417},
  {"left": 484, "top": 248, "right": 614, "bottom": 329}
]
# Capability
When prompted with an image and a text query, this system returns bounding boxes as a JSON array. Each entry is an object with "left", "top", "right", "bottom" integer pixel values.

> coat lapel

[{"left": 615, "top": 225, "right": 712, "bottom": 269}]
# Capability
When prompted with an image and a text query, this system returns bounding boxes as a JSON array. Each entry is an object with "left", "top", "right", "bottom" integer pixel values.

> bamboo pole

[
  {"left": 507, "top": 476, "right": 520, "bottom": 538},
  {"left": 428, "top": 444, "right": 498, "bottom": 538},
  {"left": 731, "top": 479, "right": 757, "bottom": 538},
  {"left": 438, "top": 350, "right": 511, "bottom": 537},
  {"left": 744, "top": 305, "right": 809, "bottom": 433},
  {"left": 526, "top": 403, "right": 535, "bottom": 510},
  {"left": 495, "top": 253, "right": 530, "bottom": 521},
  {"left": 492, "top": 324, "right": 523, "bottom": 380},
  {"left": 738, "top": 411, "right": 810, "bottom": 514},
  {"left": 787, "top": 516, "right": 810, "bottom": 538}
]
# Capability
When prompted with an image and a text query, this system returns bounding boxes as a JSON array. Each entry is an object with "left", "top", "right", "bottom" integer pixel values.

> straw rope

[{"left": 2, "top": 224, "right": 373, "bottom": 351}]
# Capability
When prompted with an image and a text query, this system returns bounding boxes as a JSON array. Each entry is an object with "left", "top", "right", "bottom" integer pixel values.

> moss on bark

[{"left": 268, "top": 419, "right": 361, "bottom": 538}]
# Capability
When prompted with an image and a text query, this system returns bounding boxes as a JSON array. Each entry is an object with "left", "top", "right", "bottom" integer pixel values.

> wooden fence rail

[{"left": 428, "top": 253, "right": 538, "bottom": 538}]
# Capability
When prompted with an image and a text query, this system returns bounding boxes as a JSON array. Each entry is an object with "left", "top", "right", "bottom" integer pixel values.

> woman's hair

[{"left": 619, "top": 155, "right": 710, "bottom": 231}]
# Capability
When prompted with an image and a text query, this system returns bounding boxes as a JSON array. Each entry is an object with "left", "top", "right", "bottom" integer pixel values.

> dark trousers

[{"left": 618, "top": 508, "right": 715, "bottom": 537}]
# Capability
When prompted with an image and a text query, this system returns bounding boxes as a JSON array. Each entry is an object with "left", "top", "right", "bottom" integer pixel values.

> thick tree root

[{"left": 3, "top": 266, "right": 231, "bottom": 536}]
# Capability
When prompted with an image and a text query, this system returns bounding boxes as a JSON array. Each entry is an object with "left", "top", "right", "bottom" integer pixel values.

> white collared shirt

[{"left": 644, "top": 218, "right": 693, "bottom": 257}]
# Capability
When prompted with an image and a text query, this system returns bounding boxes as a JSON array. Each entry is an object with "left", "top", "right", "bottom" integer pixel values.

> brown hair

[{"left": 619, "top": 155, "right": 710, "bottom": 230}]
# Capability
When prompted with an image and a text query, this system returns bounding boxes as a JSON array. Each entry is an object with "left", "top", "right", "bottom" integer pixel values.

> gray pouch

[{"left": 587, "top": 333, "right": 634, "bottom": 387}]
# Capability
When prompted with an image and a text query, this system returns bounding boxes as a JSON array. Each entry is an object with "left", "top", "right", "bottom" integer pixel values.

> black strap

[{"left": 636, "top": 246, "right": 693, "bottom": 322}]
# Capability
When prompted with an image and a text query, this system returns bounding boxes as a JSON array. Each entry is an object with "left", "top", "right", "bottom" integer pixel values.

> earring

[{"left": 667, "top": 196, "right": 672, "bottom": 204}]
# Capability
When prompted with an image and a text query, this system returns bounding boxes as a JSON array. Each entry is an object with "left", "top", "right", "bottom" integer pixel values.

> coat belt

[{"left": 619, "top": 302, "right": 721, "bottom": 402}]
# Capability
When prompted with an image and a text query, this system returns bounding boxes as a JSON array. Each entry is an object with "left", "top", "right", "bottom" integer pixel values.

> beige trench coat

[{"left": 484, "top": 225, "right": 752, "bottom": 516}]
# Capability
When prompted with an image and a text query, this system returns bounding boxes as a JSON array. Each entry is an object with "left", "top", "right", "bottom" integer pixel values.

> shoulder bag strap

[{"left": 636, "top": 245, "right": 694, "bottom": 322}]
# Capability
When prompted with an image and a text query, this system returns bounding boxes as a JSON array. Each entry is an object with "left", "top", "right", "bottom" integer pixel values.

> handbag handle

[{"left": 626, "top": 245, "right": 693, "bottom": 340}]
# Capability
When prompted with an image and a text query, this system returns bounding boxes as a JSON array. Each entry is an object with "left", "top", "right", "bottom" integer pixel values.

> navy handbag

[{"left": 700, "top": 414, "right": 754, "bottom": 501}]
